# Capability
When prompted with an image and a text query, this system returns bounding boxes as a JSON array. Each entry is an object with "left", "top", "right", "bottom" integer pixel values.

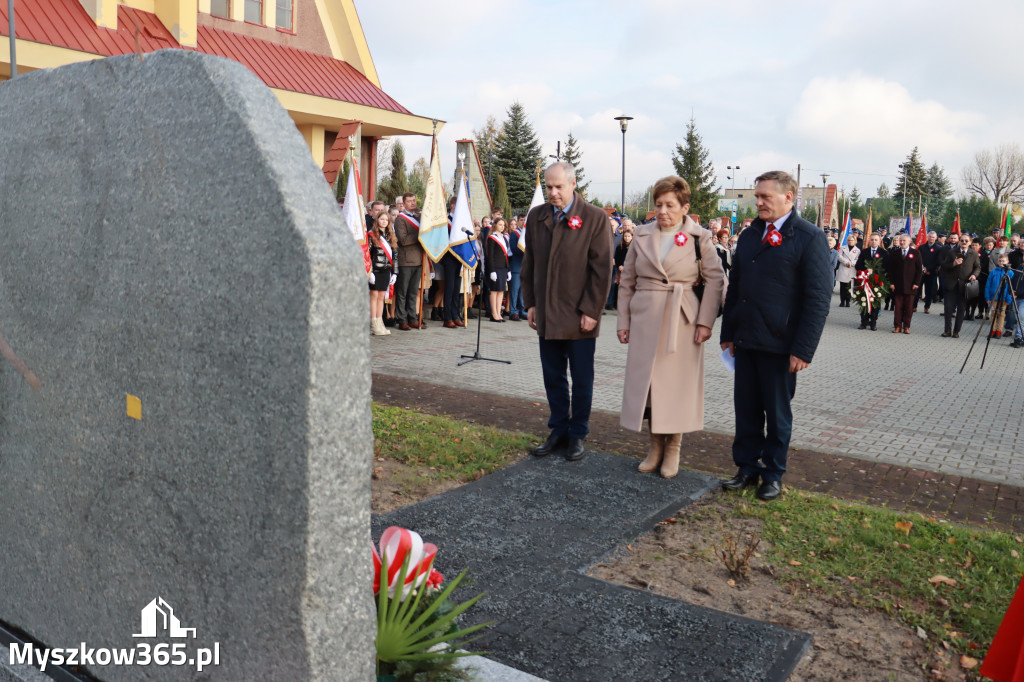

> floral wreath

[
  {"left": 852, "top": 256, "right": 889, "bottom": 316},
  {"left": 568, "top": 216, "right": 582, "bottom": 230},
  {"left": 674, "top": 232, "right": 689, "bottom": 247}
]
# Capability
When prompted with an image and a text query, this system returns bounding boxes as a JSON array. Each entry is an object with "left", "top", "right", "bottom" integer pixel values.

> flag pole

[{"left": 7, "top": 0, "right": 16, "bottom": 78}]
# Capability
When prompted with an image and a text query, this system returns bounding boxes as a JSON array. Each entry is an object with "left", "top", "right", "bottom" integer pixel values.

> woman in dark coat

[{"left": 485, "top": 217, "right": 511, "bottom": 322}]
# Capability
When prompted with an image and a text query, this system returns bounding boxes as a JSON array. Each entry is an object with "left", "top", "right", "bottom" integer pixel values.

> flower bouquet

[
  {"left": 853, "top": 257, "right": 889, "bottom": 316},
  {"left": 373, "top": 526, "right": 491, "bottom": 682}
]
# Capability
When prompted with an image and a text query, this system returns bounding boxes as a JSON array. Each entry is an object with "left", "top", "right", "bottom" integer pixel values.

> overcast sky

[{"left": 357, "top": 0, "right": 1023, "bottom": 206}]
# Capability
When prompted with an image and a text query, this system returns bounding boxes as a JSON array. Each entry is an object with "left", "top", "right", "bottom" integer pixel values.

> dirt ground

[{"left": 372, "top": 460, "right": 968, "bottom": 682}]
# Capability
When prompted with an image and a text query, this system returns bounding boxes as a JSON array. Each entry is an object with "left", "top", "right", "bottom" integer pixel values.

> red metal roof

[
  {"left": 322, "top": 120, "right": 361, "bottom": 187},
  {"left": 1, "top": 0, "right": 411, "bottom": 115}
]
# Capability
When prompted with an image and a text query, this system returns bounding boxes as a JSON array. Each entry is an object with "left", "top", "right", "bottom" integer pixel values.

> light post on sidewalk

[{"left": 614, "top": 115, "right": 632, "bottom": 216}]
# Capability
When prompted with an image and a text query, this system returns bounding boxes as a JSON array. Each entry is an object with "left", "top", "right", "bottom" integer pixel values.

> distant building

[{"left": 0, "top": 0, "right": 439, "bottom": 201}]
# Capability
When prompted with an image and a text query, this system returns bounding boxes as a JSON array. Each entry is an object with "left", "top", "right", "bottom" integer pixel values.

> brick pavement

[{"left": 371, "top": 294, "right": 1024, "bottom": 531}]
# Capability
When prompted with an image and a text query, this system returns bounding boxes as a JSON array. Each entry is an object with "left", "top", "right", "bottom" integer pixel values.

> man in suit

[
  {"left": 885, "top": 233, "right": 923, "bottom": 334},
  {"left": 918, "top": 231, "right": 941, "bottom": 313},
  {"left": 940, "top": 233, "right": 981, "bottom": 338},
  {"left": 855, "top": 233, "right": 887, "bottom": 330},
  {"left": 719, "top": 171, "right": 832, "bottom": 501},
  {"left": 522, "top": 162, "right": 613, "bottom": 462},
  {"left": 393, "top": 193, "right": 427, "bottom": 331}
]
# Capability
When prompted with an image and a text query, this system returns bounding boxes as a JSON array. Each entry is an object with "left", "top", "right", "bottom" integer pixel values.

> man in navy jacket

[{"left": 719, "top": 171, "right": 832, "bottom": 501}]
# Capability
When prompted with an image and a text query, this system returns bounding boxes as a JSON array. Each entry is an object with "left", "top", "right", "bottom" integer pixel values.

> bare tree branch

[{"left": 961, "top": 143, "right": 1024, "bottom": 202}]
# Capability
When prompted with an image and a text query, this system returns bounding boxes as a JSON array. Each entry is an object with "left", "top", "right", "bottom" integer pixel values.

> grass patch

[
  {"left": 726, "top": 488, "right": 1023, "bottom": 659},
  {"left": 372, "top": 404, "right": 534, "bottom": 481}
]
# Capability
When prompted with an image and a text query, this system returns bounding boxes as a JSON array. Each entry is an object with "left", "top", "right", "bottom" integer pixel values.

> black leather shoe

[
  {"left": 756, "top": 480, "right": 782, "bottom": 501},
  {"left": 532, "top": 433, "right": 568, "bottom": 457},
  {"left": 857, "top": 323, "right": 867, "bottom": 330},
  {"left": 870, "top": 324, "right": 877, "bottom": 331},
  {"left": 953, "top": 332, "right": 959, "bottom": 338},
  {"left": 564, "top": 438, "right": 586, "bottom": 461},
  {"left": 721, "top": 471, "right": 759, "bottom": 491}
]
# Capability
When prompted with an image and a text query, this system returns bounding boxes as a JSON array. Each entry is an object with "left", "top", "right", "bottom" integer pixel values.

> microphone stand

[{"left": 459, "top": 228, "right": 510, "bottom": 367}]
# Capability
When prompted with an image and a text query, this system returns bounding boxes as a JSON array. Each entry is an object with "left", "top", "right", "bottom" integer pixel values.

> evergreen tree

[
  {"left": 378, "top": 140, "right": 409, "bottom": 205},
  {"left": 849, "top": 186, "right": 862, "bottom": 206},
  {"left": 561, "top": 131, "right": 589, "bottom": 197},
  {"left": 492, "top": 174, "right": 512, "bottom": 220},
  {"left": 877, "top": 182, "right": 890, "bottom": 199},
  {"left": 939, "top": 196, "right": 1001, "bottom": 235},
  {"left": 802, "top": 205, "right": 818, "bottom": 227},
  {"left": 670, "top": 116, "right": 718, "bottom": 223},
  {"left": 894, "top": 147, "right": 927, "bottom": 205},
  {"left": 494, "top": 102, "right": 543, "bottom": 210},
  {"left": 473, "top": 115, "right": 500, "bottom": 195},
  {"left": 335, "top": 156, "right": 350, "bottom": 203},
  {"left": 408, "top": 157, "right": 428, "bottom": 203},
  {"left": 926, "top": 163, "right": 952, "bottom": 200}
]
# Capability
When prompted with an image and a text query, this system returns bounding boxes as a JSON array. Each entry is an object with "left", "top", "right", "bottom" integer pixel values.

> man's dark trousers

[
  {"left": 538, "top": 338, "right": 595, "bottom": 440},
  {"left": 893, "top": 293, "right": 915, "bottom": 329},
  {"left": 395, "top": 265, "right": 422, "bottom": 324},
  {"left": 732, "top": 348, "right": 796, "bottom": 483},
  {"left": 919, "top": 271, "right": 938, "bottom": 308},
  {"left": 439, "top": 252, "right": 462, "bottom": 321},
  {"left": 944, "top": 286, "right": 967, "bottom": 334}
]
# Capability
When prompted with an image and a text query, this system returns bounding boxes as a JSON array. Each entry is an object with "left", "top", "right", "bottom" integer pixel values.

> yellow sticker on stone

[{"left": 126, "top": 394, "right": 142, "bottom": 420}]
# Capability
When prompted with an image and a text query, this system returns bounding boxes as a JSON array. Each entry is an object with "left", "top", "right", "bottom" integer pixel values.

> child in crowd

[{"left": 985, "top": 253, "right": 1015, "bottom": 339}]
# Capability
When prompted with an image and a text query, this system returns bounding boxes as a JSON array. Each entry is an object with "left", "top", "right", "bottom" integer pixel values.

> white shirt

[{"left": 763, "top": 211, "right": 792, "bottom": 239}]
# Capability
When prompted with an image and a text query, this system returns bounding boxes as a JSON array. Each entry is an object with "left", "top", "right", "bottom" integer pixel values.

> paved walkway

[
  {"left": 373, "top": 452, "right": 809, "bottom": 682},
  {"left": 372, "top": 293, "right": 1024, "bottom": 531}
]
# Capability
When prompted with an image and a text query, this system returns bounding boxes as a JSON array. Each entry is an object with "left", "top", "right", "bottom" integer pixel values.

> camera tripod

[{"left": 960, "top": 266, "right": 1023, "bottom": 372}]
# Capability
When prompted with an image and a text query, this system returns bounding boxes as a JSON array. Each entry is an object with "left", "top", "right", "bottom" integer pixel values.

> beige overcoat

[{"left": 617, "top": 218, "right": 726, "bottom": 433}]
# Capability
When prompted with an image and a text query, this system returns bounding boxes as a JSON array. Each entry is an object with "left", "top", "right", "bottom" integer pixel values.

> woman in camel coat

[{"left": 617, "top": 176, "right": 726, "bottom": 478}]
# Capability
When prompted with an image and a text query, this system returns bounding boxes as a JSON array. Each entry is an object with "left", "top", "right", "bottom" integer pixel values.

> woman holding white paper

[{"left": 616, "top": 176, "right": 726, "bottom": 478}]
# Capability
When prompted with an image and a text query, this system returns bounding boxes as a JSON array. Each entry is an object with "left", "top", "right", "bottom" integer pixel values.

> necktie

[
  {"left": 903, "top": 250, "right": 908, "bottom": 257},
  {"left": 555, "top": 209, "right": 564, "bottom": 223},
  {"left": 761, "top": 223, "right": 777, "bottom": 245}
]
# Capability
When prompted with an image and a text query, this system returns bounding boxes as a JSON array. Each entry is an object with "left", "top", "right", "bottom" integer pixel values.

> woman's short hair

[
  {"left": 652, "top": 176, "right": 691, "bottom": 206},
  {"left": 716, "top": 228, "right": 730, "bottom": 241}
]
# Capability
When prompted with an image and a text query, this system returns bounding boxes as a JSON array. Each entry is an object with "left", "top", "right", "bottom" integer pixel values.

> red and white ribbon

[
  {"left": 674, "top": 232, "right": 689, "bottom": 247},
  {"left": 372, "top": 526, "right": 438, "bottom": 599},
  {"left": 856, "top": 270, "right": 873, "bottom": 314}
]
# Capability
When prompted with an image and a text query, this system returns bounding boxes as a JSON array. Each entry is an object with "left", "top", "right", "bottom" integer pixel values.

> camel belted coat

[{"left": 617, "top": 218, "right": 726, "bottom": 433}]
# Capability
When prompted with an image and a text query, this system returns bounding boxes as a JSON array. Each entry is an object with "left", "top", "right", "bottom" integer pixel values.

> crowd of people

[{"left": 362, "top": 194, "right": 532, "bottom": 333}]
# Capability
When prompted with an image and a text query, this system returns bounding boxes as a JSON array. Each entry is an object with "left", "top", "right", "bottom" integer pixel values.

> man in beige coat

[
  {"left": 522, "top": 162, "right": 613, "bottom": 462},
  {"left": 617, "top": 176, "right": 726, "bottom": 478}
]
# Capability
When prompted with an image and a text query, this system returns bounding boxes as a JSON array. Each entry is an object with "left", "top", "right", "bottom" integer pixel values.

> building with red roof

[{"left": 0, "top": 0, "right": 439, "bottom": 200}]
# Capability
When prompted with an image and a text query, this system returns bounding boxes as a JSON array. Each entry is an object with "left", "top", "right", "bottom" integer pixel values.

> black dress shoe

[
  {"left": 857, "top": 323, "right": 867, "bottom": 330},
  {"left": 756, "top": 480, "right": 782, "bottom": 501},
  {"left": 532, "top": 433, "right": 568, "bottom": 457},
  {"left": 870, "top": 324, "right": 877, "bottom": 331},
  {"left": 941, "top": 331, "right": 952, "bottom": 337},
  {"left": 564, "top": 438, "right": 586, "bottom": 461},
  {"left": 721, "top": 471, "right": 759, "bottom": 491}
]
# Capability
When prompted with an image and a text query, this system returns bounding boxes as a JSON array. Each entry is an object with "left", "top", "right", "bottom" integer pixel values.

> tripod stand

[
  {"left": 458, "top": 233, "right": 510, "bottom": 367},
  {"left": 960, "top": 266, "right": 1023, "bottom": 372}
]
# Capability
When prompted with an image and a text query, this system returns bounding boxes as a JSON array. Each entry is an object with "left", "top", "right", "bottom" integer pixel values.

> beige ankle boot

[
  {"left": 661, "top": 434, "right": 682, "bottom": 479},
  {"left": 638, "top": 433, "right": 665, "bottom": 473},
  {"left": 371, "top": 318, "right": 389, "bottom": 335}
]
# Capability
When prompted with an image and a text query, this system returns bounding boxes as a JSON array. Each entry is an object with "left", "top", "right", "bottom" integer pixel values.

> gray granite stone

[{"left": 0, "top": 50, "right": 373, "bottom": 681}]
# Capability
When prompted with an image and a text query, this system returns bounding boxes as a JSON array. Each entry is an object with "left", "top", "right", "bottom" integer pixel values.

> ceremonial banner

[
  {"left": 837, "top": 210, "right": 851, "bottom": 250},
  {"left": 341, "top": 150, "right": 371, "bottom": 273},
  {"left": 864, "top": 209, "right": 873, "bottom": 243},
  {"left": 951, "top": 210, "right": 962, "bottom": 236},
  {"left": 915, "top": 210, "right": 928, "bottom": 247},
  {"left": 1002, "top": 203, "right": 1014, "bottom": 240},
  {"left": 520, "top": 181, "right": 545, "bottom": 253},
  {"left": 904, "top": 212, "right": 912, "bottom": 236},
  {"left": 418, "top": 136, "right": 450, "bottom": 263},
  {"left": 449, "top": 171, "right": 478, "bottom": 269}
]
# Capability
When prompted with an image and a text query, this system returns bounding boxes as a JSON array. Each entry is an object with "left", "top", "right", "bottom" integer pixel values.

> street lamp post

[
  {"left": 820, "top": 173, "right": 830, "bottom": 229},
  {"left": 614, "top": 115, "right": 632, "bottom": 215},
  {"left": 898, "top": 163, "right": 907, "bottom": 217},
  {"left": 726, "top": 165, "right": 740, "bottom": 230}
]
